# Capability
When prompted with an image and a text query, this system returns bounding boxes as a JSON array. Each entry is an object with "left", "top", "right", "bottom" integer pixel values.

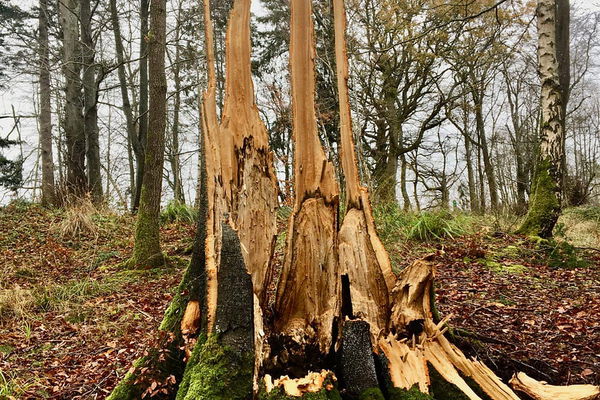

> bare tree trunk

[
  {"left": 473, "top": 90, "right": 499, "bottom": 210},
  {"left": 59, "top": 0, "right": 87, "bottom": 197},
  {"left": 109, "top": 0, "right": 138, "bottom": 207},
  {"left": 129, "top": 0, "right": 167, "bottom": 268},
  {"left": 169, "top": 9, "right": 185, "bottom": 204},
  {"left": 38, "top": 0, "right": 55, "bottom": 206},
  {"left": 400, "top": 153, "right": 411, "bottom": 211},
  {"left": 555, "top": 0, "right": 570, "bottom": 198},
  {"left": 80, "top": 0, "right": 102, "bottom": 204},
  {"left": 518, "top": 0, "right": 565, "bottom": 238},
  {"left": 133, "top": 0, "right": 150, "bottom": 212}
]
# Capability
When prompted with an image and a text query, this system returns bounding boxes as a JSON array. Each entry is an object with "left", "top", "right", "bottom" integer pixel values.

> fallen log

[{"left": 510, "top": 372, "right": 600, "bottom": 400}]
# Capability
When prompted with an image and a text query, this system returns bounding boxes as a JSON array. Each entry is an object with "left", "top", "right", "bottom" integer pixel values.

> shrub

[{"left": 161, "top": 201, "right": 198, "bottom": 225}]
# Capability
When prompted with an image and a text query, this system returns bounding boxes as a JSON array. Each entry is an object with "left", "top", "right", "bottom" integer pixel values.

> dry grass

[
  {"left": 52, "top": 196, "right": 99, "bottom": 239},
  {"left": 559, "top": 214, "right": 600, "bottom": 248},
  {"left": 0, "top": 286, "right": 35, "bottom": 324}
]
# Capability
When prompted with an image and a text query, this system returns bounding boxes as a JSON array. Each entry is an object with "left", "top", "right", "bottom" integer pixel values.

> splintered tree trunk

[
  {"left": 518, "top": 0, "right": 564, "bottom": 238},
  {"left": 110, "top": 0, "right": 600, "bottom": 398},
  {"left": 270, "top": 0, "right": 340, "bottom": 361}
]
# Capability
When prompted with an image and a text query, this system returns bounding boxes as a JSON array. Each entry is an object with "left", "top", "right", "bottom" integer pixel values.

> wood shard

[
  {"left": 181, "top": 300, "right": 200, "bottom": 335},
  {"left": 378, "top": 334, "right": 429, "bottom": 393},
  {"left": 264, "top": 370, "right": 335, "bottom": 397},
  {"left": 390, "top": 257, "right": 435, "bottom": 330},
  {"left": 510, "top": 372, "right": 600, "bottom": 400}
]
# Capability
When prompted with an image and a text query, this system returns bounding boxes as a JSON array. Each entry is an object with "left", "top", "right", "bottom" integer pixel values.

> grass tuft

[
  {"left": 52, "top": 196, "right": 98, "bottom": 239},
  {"left": 374, "top": 203, "right": 473, "bottom": 242},
  {"left": 161, "top": 201, "right": 198, "bottom": 225}
]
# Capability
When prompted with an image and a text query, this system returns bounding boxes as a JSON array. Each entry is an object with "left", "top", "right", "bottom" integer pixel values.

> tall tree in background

[
  {"left": 555, "top": 0, "right": 570, "bottom": 197},
  {"left": 38, "top": 0, "right": 55, "bottom": 206},
  {"left": 132, "top": 0, "right": 150, "bottom": 212},
  {"left": 129, "top": 0, "right": 167, "bottom": 267},
  {"left": 518, "top": 0, "right": 565, "bottom": 237},
  {"left": 109, "top": 0, "right": 138, "bottom": 208},
  {"left": 59, "top": 0, "right": 87, "bottom": 197},
  {"left": 80, "top": 0, "right": 103, "bottom": 204}
]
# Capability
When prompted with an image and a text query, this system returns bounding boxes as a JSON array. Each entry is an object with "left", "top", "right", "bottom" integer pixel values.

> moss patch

[
  {"left": 176, "top": 335, "right": 254, "bottom": 400},
  {"left": 388, "top": 385, "right": 433, "bottom": 400},
  {"left": 517, "top": 158, "right": 561, "bottom": 238},
  {"left": 359, "top": 387, "right": 386, "bottom": 399}
]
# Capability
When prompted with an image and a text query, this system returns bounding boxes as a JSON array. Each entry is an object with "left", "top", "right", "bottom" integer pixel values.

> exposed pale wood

[
  {"left": 385, "top": 257, "right": 522, "bottom": 400},
  {"left": 390, "top": 256, "right": 435, "bottom": 330},
  {"left": 275, "top": 198, "right": 339, "bottom": 353},
  {"left": 510, "top": 372, "right": 600, "bottom": 400},
  {"left": 338, "top": 209, "right": 390, "bottom": 336},
  {"left": 181, "top": 300, "right": 201, "bottom": 335},
  {"left": 332, "top": 0, "right": 360, "bottom": 208},
  {"left": 201, "top": 0, "right": 224, "bottom": 335},
  {"left": 424, "top": 338, "right": 484, "bottom": 400},
  {"left": 273, "top": 0, "right": 340, "bottom": 355},
  {"left": 288, "top": 0, "right": 338, "bottom": 205},
  {"left": 428, "top": 319, "right": 520, "bottom": 400},
  {"left": 264, "top": 370, "right": 334, "bottom": 396},
  {"left": 333, "top": 0, "right": 394, "bottom": 340},
  {"left": 378, "top": 334, "right": 430, "bottom": 393},
  {"left": 219, "top": 0, "right": 278, "bottom": 304}
]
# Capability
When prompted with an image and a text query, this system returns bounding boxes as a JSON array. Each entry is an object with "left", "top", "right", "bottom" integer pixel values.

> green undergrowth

[
  {"left": 161, "top": 201, "right": 198, "bottom": 225},
  {"left": 373, "top": 204, "right": 475, "bottom": 243}
]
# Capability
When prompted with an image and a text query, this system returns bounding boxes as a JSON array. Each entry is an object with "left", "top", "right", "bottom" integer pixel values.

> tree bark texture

[
  {"left": 59, "top": 0, "right": 87, "bottom": 197},
  {"left": 129, "top": 0, "right": 167, "bottom": 267},
  {"left": 518, "top": 0, "right": 564, "bottom": 238},
  {"left": 133, "top": 0, "right": 150, "bottom": 212},
  {"left": 38, "top": 0, "right": 55, "bottom": 206},
  {"left": 80, "top": 0, "right": 102, "bottom": 204}
]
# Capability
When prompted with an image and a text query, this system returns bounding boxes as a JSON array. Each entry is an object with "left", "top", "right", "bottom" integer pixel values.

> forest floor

[{"left": 0, "top": 201, "right": 598, "bottom": 399}]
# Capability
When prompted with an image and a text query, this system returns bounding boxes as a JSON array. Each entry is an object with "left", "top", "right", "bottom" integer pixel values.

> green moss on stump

[
  {"left": 359, "top": 387, "right": 386, "bottom": 399},
  {"left": 388, "top": 385, "right": 433, "bottom": 400},
  {"left": 175, "top": 335, "right": 254, "bottom": 400},
  {"left": 517, "top": 158, "right": 561, "bottom": 238}
]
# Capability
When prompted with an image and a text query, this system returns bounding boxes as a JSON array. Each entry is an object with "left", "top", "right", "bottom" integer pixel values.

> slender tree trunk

[
  {"left": 133, "top": 0, "right": 150, "bottom": 212},
  {"left": 169, "top": 14, "right": 185, "bottom": 204},
  {"left": 556, "top": 0, "right": 570, "bottom": 198},
  {"left": 473, "top": 91, "right": 499, "bottom": 210},
  {"left": 59, "top": 0, "right": 87, "bottom": 197},
  {"left": 39, "top": 0, "right": 56, "bottom": 206},
  {"left": 110, "top": 0, "right": 139, "bottom": 207},
  {"left": 518, "top": 0, "right": 564, "bottom": 238},
  {"left": 80, "top": 0, "right": 102, "bottom": 204},
  {"left": 129, "top": 0, "right": 167, "bottom": 268},
  {"left": 400, "top": 153, "right": 411, "bottom": 211}
]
